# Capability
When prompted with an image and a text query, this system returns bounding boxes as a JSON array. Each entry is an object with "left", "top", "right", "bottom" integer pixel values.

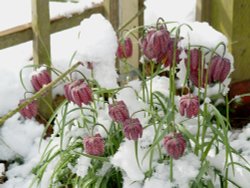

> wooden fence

[
  {"left": 1, "top": 0, "right": 249, "bottom": 120},
  {"left": 196, "top": 0, "right": 250, "bottom": 83},
  {"left": 0, "top": 0, "right": 144, "bottom": 120}
]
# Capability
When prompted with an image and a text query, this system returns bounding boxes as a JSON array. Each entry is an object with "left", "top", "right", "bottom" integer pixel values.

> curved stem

[{"left": 0, "top": 62, "right": 82, "bottom": 126}]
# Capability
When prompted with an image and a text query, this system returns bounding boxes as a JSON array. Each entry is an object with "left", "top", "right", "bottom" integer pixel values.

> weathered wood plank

[
  {"left": 231, "top": 0, "right": 250, "bottom": 82},
  {"left": 196, "top": 0, "right": 211, "bottom": 22},
  {"left": 103, "top": 0, "right": 119, "bottom": 30},
  {"left": 0, "top": 5, "right": 104, "bottom": 50},
  {"left": 51, "top": 4, "right": 104, "bottom": 33},
  {"left": 120, "top": 0, "right": 144, "bottom": 69},
  {"left": 0, "top": 24, "right": 33, "bottom": 50},
  {"left": 198, "top": 0, "right": 250, "bottom": 82},
  {"left": 209, "top": 0, "right": 233, "bottom": 40},
  {"left": 32, "top": 0, "right": 53, "bottom": 120},
  {"left": 32, "top": 0, "right": 51, "bottom": 67}
]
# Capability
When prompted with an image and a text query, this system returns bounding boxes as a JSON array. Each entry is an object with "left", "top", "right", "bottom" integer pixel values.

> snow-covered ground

[{"left": 0, "top": 0, "right": 250, "bottom": 188}]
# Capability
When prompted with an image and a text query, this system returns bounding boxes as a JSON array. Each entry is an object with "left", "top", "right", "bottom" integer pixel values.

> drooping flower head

[
  {"left": 83, "top": 133, "right": 105, "bottom": 156},
  {"left": 19, "top": 99, "right": 38, "bottom": 119},
  {"left": 189, "top": 68, "right": 208, "bottom": 88},
  {"left": 185, "top": 48, "right": 208, "bottom": 87},
  {"left": 117, "top": 37, "right": 133, "bottom": 59},
  {"left": 185, "top": 48, "right": 203, "bottom": 71},
  {"left": 123, "top": 118, "right": 143, "bottom": 141},
  {"left": 179, "top": 94, "right": 199, "bottom": 118},
  {"left": 162, "top": 37, "right": 182, "bottom": 67},
  {"left": 31, "top": 67, "right": 51, "bottom": 92},
  {"left": 64, "top": 79, "right": 93, "bottom": 107},
  {"left": 140, "top": 27, "right": 170, "bottom": 63},
  {"left": 208, "top": 55, "right": 231, "bottom": 83},
  {"left": 87, "top": 62, "right": 93, "bottom": 70},
  {"left": 108, "top": 100, "right": 129, "bottom": 123},
  {"left": 163, "top": 133, "right": 186, "bottom": 159}
]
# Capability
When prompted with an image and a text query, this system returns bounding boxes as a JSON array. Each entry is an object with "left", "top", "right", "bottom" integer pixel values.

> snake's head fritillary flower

[
  {"left": 108, "top": 101, "right": 130, "bottom": 123},
  {"left": 185, "top": 48, "right": 203, "bottom": 71},
  {"left": 189, "top": 68, "right": 208, "bottom": 88},
  {"left": 140, "top": 27, "right": 170, "bottom": 63},
  {"left": 117, "top": 37, "right": 133, "bottom": 59},
  {"left": 179, "top": 94, "right": 199, "bottom": 118},
  {"left": 123, "top": 118, "right": 143, "bottom": 141},
  {"left": 208, "top": 55, "right": 231, "bottom": 83},
  {"left": 83, "top": 133, "right": 105, "bottom": 156},
  {"left": 162, "top": 38, "right": 182, "bottom": 67},
  {"left": 31, "top": 67, "right": 51, "bottom": 92},
  {"left": 19, "top": 99, "right": 38, "bottom": 119},
  {"left": 163, "top": 133, "right": 186, "bottom": 159},
  {"left": 64, "top": 80, "right": 93, "bottom": 106}
]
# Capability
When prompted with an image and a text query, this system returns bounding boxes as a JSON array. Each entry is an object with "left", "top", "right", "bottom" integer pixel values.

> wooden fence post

[
  {"left": 103, "top": 0, "right": 119, "bottom": 30},
  {"left": 196, "top": 0, "right": 211, "bottom": 22},
  {"left": 197, "top": 0, "right": 250, "bottom": 83},
  {"left": 231, "top": 0, "right": 250, "bottom": 83},
  {"left": 119, "top": 0, "right": 144, "bottom": 71},
  {"left": 32, "top": 0, "right": 53, "bottom": 120}
]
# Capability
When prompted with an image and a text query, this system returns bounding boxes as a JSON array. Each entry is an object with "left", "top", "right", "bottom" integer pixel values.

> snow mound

[
  {"left": 76, "top": 14, "right": 118, "bottom": 89},
  {"left": 0, "top": 114, "right": 44, "bottom": 160}
]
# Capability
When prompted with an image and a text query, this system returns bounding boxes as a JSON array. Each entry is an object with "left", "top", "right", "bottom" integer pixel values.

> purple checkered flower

[
  {"left": 83, "top": 134, "right": 105, "bottom": 156},
  {"left": 64, "top": 80, "right": 93, "bottom": 106},
  {"left": 108, "top": 101, "right": 129, "bottom": 123},
  {"left": 31, "top": 67, "right": 51, "bottom": 92},
  {"left": 208, "top": 55, "right": 231, "bottom": 83},
  {"left": 179, "top": 94, "right": 199, "bottom": 118},
  {"left": 140, "top": 27, "right": 170, "bottom": 63},
  {"left": 163, "top": 133, "right": 186, "bottom": 159},
  {"left": 19, "top": 99, "right": 38, "bottom": 119},
  {"left": 117, "top": 37, "right": 133, "bottom": 59},
  {"left": 123, "top": 118, "right": 143, "bottom": 141}
]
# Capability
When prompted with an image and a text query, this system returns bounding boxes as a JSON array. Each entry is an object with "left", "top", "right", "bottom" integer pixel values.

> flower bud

[
  {"left": 163, "top": 133, "right": 186, "bottom": 159},
  {"left": 19, "top": 99, "right": 38, "bottom": 119},
  {"left": 87, "top": 62, "right": 93, "bottom": 70},
  {"left": 162, "top": 38, "right": 182, "bottom": 67},
  {"left": 64, "top": 80, "right": 82, "bottom": 102},
  {"left": 185, "top": 48, "right": 202, "bottom": 71},
  {"left": 31, "top": 67, "right": 51, "bottom": 92},
  {"left": 179, "top": 94, "right": 199, "bottom": 118},
  {"left": 189, "top": 68, "right": 208, "bottom": 88},
  {"left": 140, "top": 28, "right": 170, "bottom": 63},
  {"left": 83, "top": 134, "right": 105, "bottom": 156},
  {"left": 208, "top": 55, "right": 231, "bottom": 83},
  {"left": 117, "top": 37, "right": 133, "bottom": 59},
  {"left": 123, "top": 118, "right": 143, "bottom": 141},
  {"left": 64, "top": 80, "right": 93, "bottom": 106},
  {"left": 108, "top": 101, "right": 129, "bottom": 123}
]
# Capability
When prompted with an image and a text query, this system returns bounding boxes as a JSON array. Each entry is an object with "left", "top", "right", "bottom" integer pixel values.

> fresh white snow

[
  {"left": 1, "top": 0, "right": 250, "bottom": 188},
  {"left": 76, "top": 14, "right": 119, "bottom": 89}
]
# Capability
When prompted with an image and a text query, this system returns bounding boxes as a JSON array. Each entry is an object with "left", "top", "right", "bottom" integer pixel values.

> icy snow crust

[{"left": 0, "top": 1, "right": 249, "bottom": 188}]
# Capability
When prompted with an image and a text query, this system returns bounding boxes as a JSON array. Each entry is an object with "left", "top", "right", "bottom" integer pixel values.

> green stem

[
  {"left": 135, "top": 141, "right": 142, "bottom": 171},
  {"left": 118, "top": 5, "right": 146, "bottom": 33},
  {"left": 169, "top": 157, "right": 174, "bottom": 182},
  {"left": 0, "top": 62, "right": 82, "bottom": 126},
  {"left": 142, "top": 63, "right": 146, "bottom": 103},
  {"left": 150, "top": 61, "right": 154, "bottom": 110}
]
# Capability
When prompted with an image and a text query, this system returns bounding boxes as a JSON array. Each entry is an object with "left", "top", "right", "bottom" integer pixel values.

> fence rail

[
  {"left": 0, "top": 0, "right": 144, "bottom": 121},
  {"left": 0, "top": 4, "right": 104, "bottom": 50},
  {"left": 196, "top": 0, "right": 250, "bottom": 83}
]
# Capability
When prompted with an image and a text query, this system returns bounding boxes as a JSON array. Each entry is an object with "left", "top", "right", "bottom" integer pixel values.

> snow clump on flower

[{"left": 76, "top": 14, "right": 118, "bottom": 89}]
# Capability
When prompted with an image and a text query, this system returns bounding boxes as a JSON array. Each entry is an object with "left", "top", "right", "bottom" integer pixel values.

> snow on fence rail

[
  {"left": 196, "top": 0, "right": 250, "bottom": 83},
  {"left": 0, "top": 0, "right": 143, "bottom": 122},
  {"left": 0, "top": 4, "right": 104, "bottom": 50},
  {"left": 0, "top": 0, "right": 112, "bottom": 120}
]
